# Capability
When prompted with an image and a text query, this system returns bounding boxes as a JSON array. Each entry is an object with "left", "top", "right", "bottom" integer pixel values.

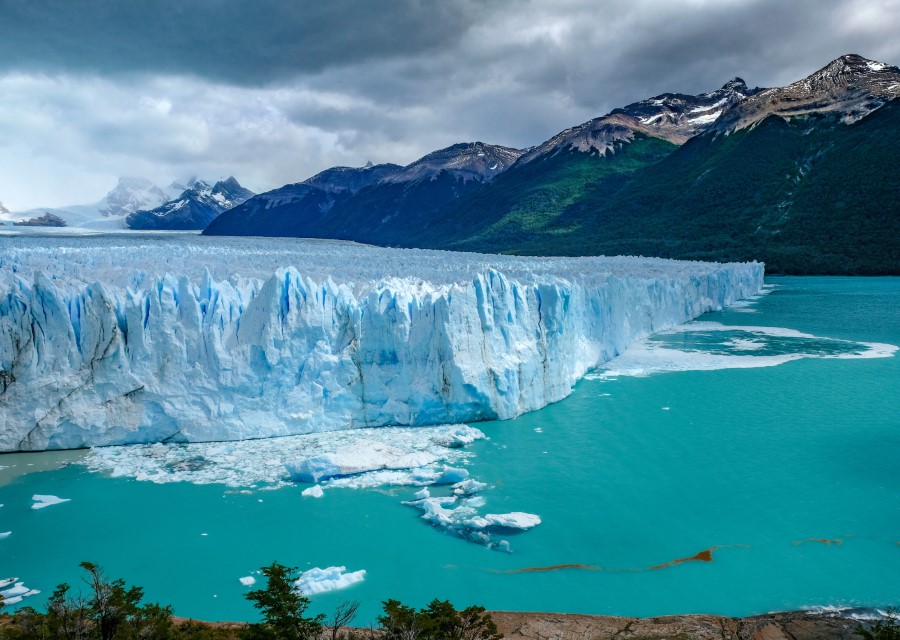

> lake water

[{"left": 1, "top": 276, "right": 898, "bottom": 623}]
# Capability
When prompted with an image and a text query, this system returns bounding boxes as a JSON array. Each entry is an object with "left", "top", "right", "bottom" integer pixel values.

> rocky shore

[
  {"left": 170, "top": 609, "right": 871, "bottom": 640},
  {"left": 488, "top": 610, "right": 863, "bottom": 640}
]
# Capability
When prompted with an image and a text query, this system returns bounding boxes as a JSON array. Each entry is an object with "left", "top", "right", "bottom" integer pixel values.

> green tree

[
  {"left": 241, "top": 563, "right": 323, "bottom": 640},
  {"left": 378, "top": 599, "right": 501, "bottom": 640}
]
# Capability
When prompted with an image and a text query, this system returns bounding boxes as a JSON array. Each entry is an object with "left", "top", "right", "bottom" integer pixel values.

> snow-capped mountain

[
  {"left": 0, "top": 177, "right": 177, "bottom": 229},
  {"left": 518, "top": 78, "right": 760, "bottom": 163},
  {"left": 381, "top": 142, "right": 524, "bottom": 183},
  {"left": 0, "top": 201, "right": 9, "bottom": 215},
  {"left": 125, "top": 177, "right": 254, "bottom": 230},
  {"left": 712, "top": 54, "right": 900, "bottom": 131},
  {"left": 97, "top": 177, "right": 173, "bottom": 217}
]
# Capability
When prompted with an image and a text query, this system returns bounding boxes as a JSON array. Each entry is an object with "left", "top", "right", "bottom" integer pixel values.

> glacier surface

[{"left": 0, "top": 235, "right": 763, "bottom": 451}]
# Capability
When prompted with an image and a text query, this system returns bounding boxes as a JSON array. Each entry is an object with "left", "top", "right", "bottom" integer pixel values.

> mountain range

[
  {"left": 205, "top": 54, "right": 900, "bottom": 275},
  {"left": 0, "top": 176, "right": 253, "bottom": 231},
  {"left": 125, "top": 177, "right": 254, "bottom": 230}
]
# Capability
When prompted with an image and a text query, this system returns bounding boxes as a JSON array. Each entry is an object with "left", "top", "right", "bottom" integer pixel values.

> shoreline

[{"left": 167, "top": 608, "right": 880, "bottom": 640}]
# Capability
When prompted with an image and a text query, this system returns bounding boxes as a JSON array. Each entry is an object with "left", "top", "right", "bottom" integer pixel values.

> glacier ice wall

[{"left": 0, "top": 235, "right": 763, "bottom": 451}]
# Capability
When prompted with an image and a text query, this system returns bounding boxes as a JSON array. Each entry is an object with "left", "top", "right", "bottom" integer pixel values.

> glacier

[{"left": 0, "top": 234, "right": 763, "bottom": 452}]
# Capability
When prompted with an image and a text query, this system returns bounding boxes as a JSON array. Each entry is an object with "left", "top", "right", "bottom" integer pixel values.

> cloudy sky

[{"left": 1, "top": 0, "right": 898, "bottom": 209}]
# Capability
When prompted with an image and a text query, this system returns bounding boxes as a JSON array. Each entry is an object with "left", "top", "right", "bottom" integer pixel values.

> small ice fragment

[
  {"left": 495, "top": 540, "right": 511, "bottom": 553},
  {"left": 294, "top": 566, "right": 366, "bottom": 595},
  {"left": 662, "top": 407, "right": 670, "bottom": 411},
  {"left": 239, "top": 576, "right": 256, "bottom": 586},
  {"left": 452, "top": 479, "right": 487, "bottom": 496},
  {"left": 413, "top": 487, "right": 430, "bottom": 500},
  {"left": 0, "top": 531, "right": 11, "bottom": 539},
  {"left": 484, "top": 512, "right": 542, "bottom": 530},
  {"left": 534, "top": 428, "right": 543, "bottom": 433},
  {"left": 200, "top": 533, "right": 208, "bottom": 536},
  {"left": 434, "top": 467, "right": 468, "bottom": 484},
  {"left": 301, "top": 485, "right": 324, "bottom": 498},
  {"left": 31, "top": 494, "right": 71, "bottom": 509}
]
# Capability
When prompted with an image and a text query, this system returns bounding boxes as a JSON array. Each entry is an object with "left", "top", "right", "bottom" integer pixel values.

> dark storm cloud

[
  {"left": 0, "top": 0, "right": 493, "bottom": 84},
  {"left": 0, "top": 0, "right": 897, "bottom": 209}
]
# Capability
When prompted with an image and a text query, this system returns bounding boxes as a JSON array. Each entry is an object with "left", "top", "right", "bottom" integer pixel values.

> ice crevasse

[{"left": 0, "top": 236, "right": 763, "bottom": 451}]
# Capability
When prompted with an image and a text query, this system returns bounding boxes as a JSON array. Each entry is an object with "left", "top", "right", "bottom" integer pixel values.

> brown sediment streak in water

[
  {"left": 501, "top": 545, "right": 746, "bottom": 574},
  {"left": 505, "top": 564, "right": 602, "bottom": 574},
  {"left": 649, "top": 547, "right": 716, "bottom": 570},
  {"left": 794, "top": 538, "right": 842, "bottom": 546}
]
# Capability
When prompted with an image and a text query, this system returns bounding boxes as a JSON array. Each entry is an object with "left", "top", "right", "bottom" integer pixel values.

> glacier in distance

[{"left": 0, "top": 235, "right": 763, "bottom": 451}]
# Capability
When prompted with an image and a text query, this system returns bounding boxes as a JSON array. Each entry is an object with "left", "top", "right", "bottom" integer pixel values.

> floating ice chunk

[
  {"left": 452, "top": 479, "right": 487, "bottom": 496},
  {"left": 239, "top": 576, "right": 256, "bottom": 587},
  {"left": 413, "top": 487, "right": 430, "bottom": 500},
  {"left": 31, "top": 494, "right": 71, "bottom": 509},
  {"left": 495, "top": 540, "right": 511, "bottom": 553},
  {"left": 432, "top": 426, "right": 486, "bottom": 448},
  {"left": 294, "top": 566, "right": 366, "bottom": 596},
  {"left": 484, "top": 512, "right": 542, "bottom": 530},
  {"left": 0, "top": 532, "right": 10, "bottom": 539},
  {"left": 0, "top": 582, "right": 29, "bottom": 597},
  {"left": 0, "top": 578, "right": 17, "bottom": 588},
  {"left": 463, "top": 496, "right": 486, "bottom": 508},
  {"left": 286, "top": 440, "right": 440, "bottom": 483},
  {"left": 301, "top": 485, "right": 324, "bottom": 498},
  {"left": 434, "top": 467, "right": 469, "bottom": 484}
]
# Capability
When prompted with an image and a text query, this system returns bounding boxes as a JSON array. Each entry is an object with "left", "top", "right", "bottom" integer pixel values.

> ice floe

[
  {"left": 294, "top": 566, "right": 366, "bottom": 596},
  {"left": 589, "top": 322, "right": 897, "bottom": 379},
  {"left": 239, "top": 576, "right": 257, "bottom": 586},
  {"left": 402, "top": 494, "right": 540, "bottom": 551},
  {"left": 84, "top": 424, "right": 485, "bottom": 489},
  {"left": 31, "top": 494, "right": 71, "bottom": 509},
  {"left": 301, "top": 485, "right": 324, "bottom": 498},
  {"left": 0, "top": 580, "right": 40, "bottom": 606},
  {"left": 0, "top": 532, "right": 10, "bottom": 539}
]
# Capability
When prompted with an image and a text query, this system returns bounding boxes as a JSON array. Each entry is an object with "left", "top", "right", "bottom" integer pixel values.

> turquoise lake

[{"left": 1, "top": 276, "right": 898, "bottom": 622}]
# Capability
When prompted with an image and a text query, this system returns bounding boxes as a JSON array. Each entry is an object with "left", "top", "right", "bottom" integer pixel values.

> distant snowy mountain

[
  {"left": 0, "top": 177, "right": 175, "bottom": 230},
  {"left": 125, "top": 177, "right": 254, "bottom": 230},
  {"left": 97, "top": 177, "right": 173, "bottom": 218},
  {"left": 0, "top": 201, "right": 9, "bottom": 215}
]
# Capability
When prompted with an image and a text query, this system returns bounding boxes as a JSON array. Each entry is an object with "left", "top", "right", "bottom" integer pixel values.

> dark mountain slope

[{"left": 457, "top": 100, "right": 899, "bottom": 274}]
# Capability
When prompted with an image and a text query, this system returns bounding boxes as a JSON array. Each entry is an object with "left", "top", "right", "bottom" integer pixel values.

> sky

[{"left": 0, "top": 0, "right": 898, "bottom": 210}]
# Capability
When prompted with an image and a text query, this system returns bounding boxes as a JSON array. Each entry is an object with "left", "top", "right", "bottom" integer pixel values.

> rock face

[
  {"left": 713, "top": 54, "right": 900, "bottom": 131},
  {"left": 381, "top": 142, "right": 524, "bottom": 183},
  {"left": 518, "top": 77, "right": 760, "bottom": 163},
  {"left": 125, "top": 177, "right": 254, "bottom": 230},
  {"left": 12, "top": 212, "right": 67, "bottom": 227},
  {"left": 0, "top": 235, "right": 761, "bottom": 451},
  {"left": 488, "top": 610, "right": 862, "bottom": 640}
]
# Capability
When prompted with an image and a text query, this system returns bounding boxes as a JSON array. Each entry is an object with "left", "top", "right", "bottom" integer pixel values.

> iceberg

[
  {"left": 0, "top": 235, "right": 763, "bottom": 451},
  {"left": 239, "top": 576, "right": 257, "bottom": 586},
  {"left": 301, "top": 485, "right": 324, "bottom": 498},
  {"left": 294, "top": 566, "right": 366, "bottom": 596},
  {"left": 31, "top": 494, "right": 71, "bottom": 510}
]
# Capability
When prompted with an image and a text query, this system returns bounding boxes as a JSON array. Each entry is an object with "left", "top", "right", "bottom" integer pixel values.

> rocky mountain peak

[
  {"left": 712, "top": 53, "right": 900, "bottom": 132},
  {"left": 383, "top": 141, "right": 525, "bottom": 184}
]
